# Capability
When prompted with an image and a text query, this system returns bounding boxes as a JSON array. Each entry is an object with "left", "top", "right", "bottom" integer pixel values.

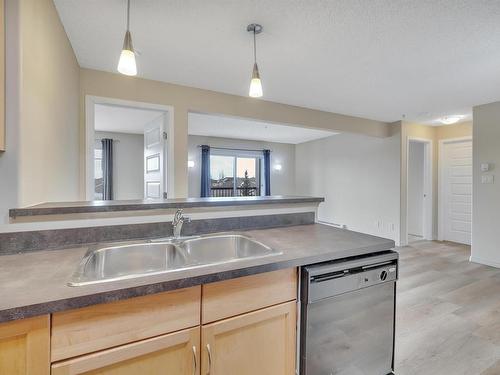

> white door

[
  {"left": 144, "top": 114, "right": 167, "bottom": 199},
  {"left": 441, "top": 139, "right": 472, "bottom": 244}
]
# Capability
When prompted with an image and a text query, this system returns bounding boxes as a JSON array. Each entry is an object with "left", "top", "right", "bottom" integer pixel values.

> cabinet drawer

[
  {"left": 51, "top": 327, "right": 199, "bottom": 375},
  {"left": 202, "top": 268, "right": 297, "bottom": 324},
  {"left": 51, "top": 286, "right": 200, "bottom": 362}
]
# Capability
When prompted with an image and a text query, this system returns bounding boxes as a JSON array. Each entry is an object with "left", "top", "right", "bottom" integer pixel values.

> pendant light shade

[
  {"left": 249, "top": 62, "right": 263, "bottom": 98},
  {"left": 117, "top": 0, "right": 137, "bottom": 76},
  {"left": 247, "top": 24, "right": 263, "bottom": 98}
]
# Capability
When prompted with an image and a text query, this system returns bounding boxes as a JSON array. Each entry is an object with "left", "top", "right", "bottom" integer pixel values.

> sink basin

[
  {"left": 69, "top": 234, "right": 280, "bottom": 286},
  {"left": 179, "top": 234, "right": 279, "bottom": 264},
  {"left": 68, "top": 242, "right": 188, "bottom": 286}
]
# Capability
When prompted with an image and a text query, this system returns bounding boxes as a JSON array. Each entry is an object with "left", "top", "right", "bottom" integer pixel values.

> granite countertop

[
  {"left": 0, "top": 224, "right": 394, "bottom": 322},
  {"left": 9, "top": 195, "right": 324, "bottom": 218}
]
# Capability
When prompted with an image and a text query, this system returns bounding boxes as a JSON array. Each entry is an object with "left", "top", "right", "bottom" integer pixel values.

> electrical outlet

[{"left": 481, "top": 175, "right": 494, "bottom": 184}]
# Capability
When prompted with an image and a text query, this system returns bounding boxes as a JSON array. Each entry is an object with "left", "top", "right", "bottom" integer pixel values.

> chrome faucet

[{"left": 172, "top": 209, "right": 191, "bottom": 239}]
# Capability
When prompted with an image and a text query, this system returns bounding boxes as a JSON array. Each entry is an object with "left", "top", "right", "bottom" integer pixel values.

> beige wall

[
  {"left": 472, "top": 103, "right": 500, "bottom": 267},
  {"left": 79, "top": 69, "right": 393, "bottom": 198},
  {"left": 0, "top": 0, "right": 80, "bottom": 223},
  {"left": 399, "top": 121, "right": 473, "bottom": 244},
  {"left": 18, "top": 0, "right": 80, "bottom": 206},
  {"left": 0, "top": 0, "right": 20, "bottom": 223},
  {"left": 436, "top": 122, "right": 473, "bottom": 140}
]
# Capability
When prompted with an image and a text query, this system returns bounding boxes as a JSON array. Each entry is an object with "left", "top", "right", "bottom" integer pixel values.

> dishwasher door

[{"left": 300, "top": 252, "right": 397, "bottom": 375}]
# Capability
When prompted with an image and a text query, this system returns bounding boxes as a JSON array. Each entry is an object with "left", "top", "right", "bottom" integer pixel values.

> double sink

[{"left": 69, "top": 234, "right": 281, "bottom": 286}]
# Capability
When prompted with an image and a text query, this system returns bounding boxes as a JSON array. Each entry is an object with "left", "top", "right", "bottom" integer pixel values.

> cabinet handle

[
  {"left": 206, "top": 344, "right": 213, "bottom": 375},
  {"left": 192, "top": 346, "right": 197, "bottom": 375}
]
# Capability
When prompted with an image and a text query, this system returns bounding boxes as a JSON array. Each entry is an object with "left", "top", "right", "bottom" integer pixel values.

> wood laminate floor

[{"left": 396, "top": 240, "right": 500, "bottom": 375}]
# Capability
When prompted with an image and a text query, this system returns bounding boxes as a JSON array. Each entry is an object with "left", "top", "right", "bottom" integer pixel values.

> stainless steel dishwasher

[{"left": 300, "top": 251, "right": 398, "bottom": 375}]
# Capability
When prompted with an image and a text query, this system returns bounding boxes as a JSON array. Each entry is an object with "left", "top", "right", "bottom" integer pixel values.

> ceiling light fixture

[
  {"left": 247, "top": 23, "right": 263, "bottom": 98},
  {"left": 439, "top": 115, "right": 464, "bottom": 125},
  {"left": 117, "top": 0, "right": 137, "bottom": 76}
]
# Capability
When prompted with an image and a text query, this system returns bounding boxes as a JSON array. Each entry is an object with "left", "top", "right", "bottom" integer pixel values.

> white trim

[
  {"left": 470, "top": 255, "right": 500, "bottom": 269},
  {"left": 407, "top": 137, "right": 433, "bottom": 242},
  {"left": 85, "top": 96, "right": 175, "bottom": 200},
  {"left": 438, "top": 136, "right": 473, "bottom": 241}
]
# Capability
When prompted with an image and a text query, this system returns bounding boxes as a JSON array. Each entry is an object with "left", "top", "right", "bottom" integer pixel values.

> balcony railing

[{"left": 211, "top": 187, "right": 259, "bottom": 197}]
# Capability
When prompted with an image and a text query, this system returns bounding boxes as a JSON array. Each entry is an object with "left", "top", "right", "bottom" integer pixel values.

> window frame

[{"left": 209, "top": 148, "right": 264, "bottom": 197}]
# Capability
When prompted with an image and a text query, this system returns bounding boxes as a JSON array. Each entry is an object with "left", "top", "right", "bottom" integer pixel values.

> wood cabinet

[
  {"left": 202, "top": 268, "right": 297, "bottom": 323},
  {"left": 51, "top": 286, "right": 201, "bottom": 361},
  {"left": 0, "top": 315, "right": 50, "bottom": 375},
  {"left": 201, "top": 301, "right": 297, "bottom": 375},
  {"left": 0, "top": 268, "right": 297, "bottom": 374},
  {"left": 51, "top": 327, "right": 199, "bottom": 375}
]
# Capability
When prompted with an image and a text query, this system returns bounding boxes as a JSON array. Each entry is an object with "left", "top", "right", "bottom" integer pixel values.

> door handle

[
  {"left": 192, "top": 346, "right": 197, "bottom": 375},
  {"left": 206, "top": 344, "right": 213, "bottom": 375}
]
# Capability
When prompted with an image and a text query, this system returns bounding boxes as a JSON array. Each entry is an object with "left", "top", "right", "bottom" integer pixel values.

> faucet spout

[{"left": 172, "top": 209, "right": 191, "bottom": 239}]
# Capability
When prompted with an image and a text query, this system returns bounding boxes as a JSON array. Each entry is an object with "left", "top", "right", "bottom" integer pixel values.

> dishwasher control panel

[{"left": 304, "top": 252, "right": 398, "bottom": 303}]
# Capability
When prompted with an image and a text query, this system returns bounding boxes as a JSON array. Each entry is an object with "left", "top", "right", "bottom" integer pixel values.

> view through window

[{"left": 210, "top": 154, "right": 261, "bottom": 197}]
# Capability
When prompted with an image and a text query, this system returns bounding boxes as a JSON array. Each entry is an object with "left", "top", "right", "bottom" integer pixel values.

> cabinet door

[
  {"left": 0, "top": 315, "right": 50, "bottom": 375},
  {"left": 201, "top": 301, "right": 296, "bottom": 375},
  {"left": 52, "top": 327, "right": 200, "bottom": 375}
]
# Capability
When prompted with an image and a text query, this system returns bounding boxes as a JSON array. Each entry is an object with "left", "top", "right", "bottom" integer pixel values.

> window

[
  {"left": 94, "top": 148, "right": 104, "bottom": 200},
  {"left": 210, "top": 151, "right": 262, "bottom": 197}
]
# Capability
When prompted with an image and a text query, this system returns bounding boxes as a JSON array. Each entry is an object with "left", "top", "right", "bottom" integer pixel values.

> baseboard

[{"left": 469, "top": 255, "right": 500, "bottom": 268}]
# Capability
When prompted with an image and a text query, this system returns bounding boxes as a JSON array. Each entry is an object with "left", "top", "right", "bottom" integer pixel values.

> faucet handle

[{"left": 173, "top": 209, "right": 183, "bottom": 224}]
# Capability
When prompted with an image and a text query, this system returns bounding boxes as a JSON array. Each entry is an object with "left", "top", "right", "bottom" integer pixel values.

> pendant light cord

[
  {"left": 253, "top": 29, "right": 257, "bottom": 63},
  {"left": 126, "top": 0, "right": 130, "bottom": 31}
]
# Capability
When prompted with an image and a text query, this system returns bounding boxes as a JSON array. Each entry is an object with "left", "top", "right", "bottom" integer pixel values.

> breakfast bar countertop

[
  {"left": 9, "top": 195, "right": 325, "bottom": 218},
  {"left": 0, "top": 223, "right": 394, "bottom": 323}
]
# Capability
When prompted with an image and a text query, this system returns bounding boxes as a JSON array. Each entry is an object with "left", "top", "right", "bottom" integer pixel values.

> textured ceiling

[
  {"left": 54, "top": 0, "right": 500, "bottom": 123},
  {"left": 188, "top": 112, "right": 337, "bottom": 144}
]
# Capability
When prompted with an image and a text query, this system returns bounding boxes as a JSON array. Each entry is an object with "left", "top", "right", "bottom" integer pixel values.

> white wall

[
  {"left": 408, "top": 141, "right": 424, "bottom": 236},
  {"left": 471, "top": 102, "right": 500, "bottom": 267},
  {"left": 188, "top": 135, "right": 296, "bottom": 198},
  {"left": 95, "top": 131, "right": 144, "bottom": 200},
  {"left": 295, "top": 132, "right": 401, "bottom": 243}
]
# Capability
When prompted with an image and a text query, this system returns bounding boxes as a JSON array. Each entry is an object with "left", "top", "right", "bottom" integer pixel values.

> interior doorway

[
  {"left": 85, "top": 96, "right": 174, "bottom": 201},
  {"left": 407, "top": 138, "right": 433, "bottom": 243}
]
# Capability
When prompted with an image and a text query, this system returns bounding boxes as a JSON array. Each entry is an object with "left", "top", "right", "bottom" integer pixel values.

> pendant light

[
  {"left": 247, "top": 23, "right": 263, "bottom": 98},
  {"left": 117, "top": 0, "right": 137, "bottom": 76}
]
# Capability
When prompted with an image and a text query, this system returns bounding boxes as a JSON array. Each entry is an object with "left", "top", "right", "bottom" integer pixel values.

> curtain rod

[{"left": 197, "top": 145, "right": 270, "bottom": 152}]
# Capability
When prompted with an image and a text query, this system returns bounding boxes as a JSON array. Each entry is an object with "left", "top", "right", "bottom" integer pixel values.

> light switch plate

[
  {"left": 481, "top": 175, "right": 494, "bottom": 184},
  {"left": 481, "top": 163, "right": 491, "bottom": 172}
]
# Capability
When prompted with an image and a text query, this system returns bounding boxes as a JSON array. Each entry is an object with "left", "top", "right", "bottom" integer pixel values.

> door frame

[
  {"left": 85, "top": 95, "right": 175, "bottom": 200},
  {"left": 438, "top": 136, "right": 473, "bottom": 241},
  {"left": 406, "top": 137, "right": 433, "bottom": 243}
]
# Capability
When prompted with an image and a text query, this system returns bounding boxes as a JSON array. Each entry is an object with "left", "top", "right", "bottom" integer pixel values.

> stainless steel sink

[
  {"left": 69, "top": 234, "right": 280, "bottom": 286},
  {"left": 68, "top": 242, "right": 188, "bottom": 286},
  {"left": 179, "top": 234, "right": 278, "bottom": 265}
]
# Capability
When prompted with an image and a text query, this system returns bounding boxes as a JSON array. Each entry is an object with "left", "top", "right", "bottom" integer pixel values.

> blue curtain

[
  {"left": 263, "top": 149, "right": 271, "bottom": 196},
  {"left": 101, "top": 138, "right": 113, "bottom": 200},
  {"left": 200, "top": 145, "right": 211, "bottom": 197}
]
